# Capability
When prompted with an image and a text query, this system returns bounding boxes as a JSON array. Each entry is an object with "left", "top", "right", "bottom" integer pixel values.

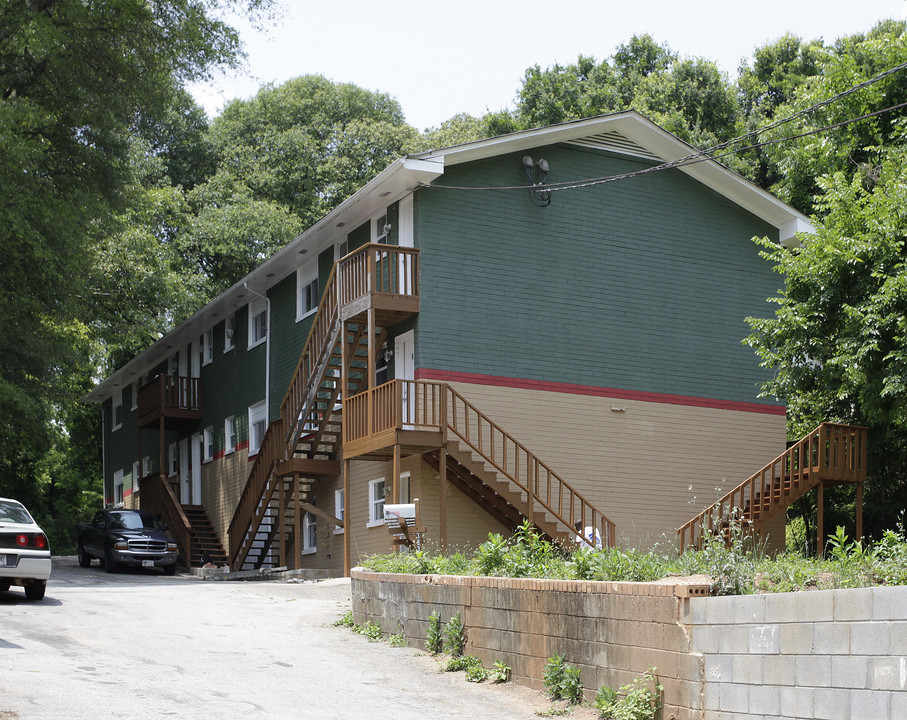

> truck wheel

[
  {"left": 104, "top": 547, "right": 119, "bottom": 574},
  {"left": 77, "top": 543, "right": 92, "bottom": 568},
  {"left": 24, "top": 581, "right": 46, "bottom": 601}
]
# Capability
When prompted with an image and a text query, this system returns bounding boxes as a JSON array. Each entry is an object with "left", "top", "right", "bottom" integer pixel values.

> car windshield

[
  {"left": 0, "top": 500, "right": 34, "bottom": 525},
  {"left": 109, "top": 513, "right": 159, "bottom": 531}
]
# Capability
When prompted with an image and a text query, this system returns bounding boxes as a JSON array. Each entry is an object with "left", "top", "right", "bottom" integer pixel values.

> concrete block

[
  {"left": 705, "top": 655, "right": 733, "bottom": 683},
  {"left": 762, "top": 655, "right": 797, "bottom": 686},
  {"left": 870, "top": 586, "right": 906, "bottom": 621},
  {"left": 734, "top": 594, "right": 767, "bottom": 624},
  {"left": 703, "top": 680, "right": 721, "bottom": 711},
  {"left": 812, "top": 621, "right": 850, "bottom": 655},
  {"left": 718, "top": 625, "right": 750, "bottom": 655},
  {"left": 692, "top": 625, "right": 721, "bottom": 654},
  {"left": 732, "top": 654, "right": 763, "bottom": 685},
  {"left": 780, "top": 685, "right": 814, "bottom": 719},
  {"left": 833, "top": 586, "right": 874, "bottom": 622},
  {"left": 748, "top": 683, "right": 781, "bottom": 716},
  {"left": 812, "top": 687, "right": 852, "bottom": 720},
  {"left": 664, "top": 622, "right": 691, "bottom": 653},
  {"left": 797, "top": 589, "right": 834, "bottom": 621},
  {"left": 690, "top": 597, "right": 708, "bottom": 625},
  {"left": 831, "top": 655, "right": 869, "bottom": 689},
  {"left": 891, "top": 687, "right": 907, "bottom": 717},
  {"left": 890, "top": 621, "right": 907, "bottom": 654},
  {"left": 716, "top": 682, "right": 749, "bottom": 713},
  {"left": 795, "top": 655, "right": 832, "bottom": 688},
  {"left": 779, "top": 622, "right": 814, "bottom": 655},
  {"left": 850, "top": 689, "right": 890, "bottom": 719},
  {"left": 763, "top": 592, "right": 800, "bottom": 624},
  {"left": 851, "top": 621, "right": 891, "bottom": 656},
  {"left": 707, "top": 596, "right": 737, "bottom": 625},
  {"left": 749, "top": 624, "right": 780, "bottom": 654},
  {"left": 870, "top": 657, "right": 907, "bottom": 691}
]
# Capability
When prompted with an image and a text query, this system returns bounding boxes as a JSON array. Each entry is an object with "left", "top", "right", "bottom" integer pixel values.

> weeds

[
  {"left": 426, "top": 611, "right": 443, "bottom": 655},
  {"left": 361, "top": 621, "right": 383, "bottom": 642},
  {"left": 594, "top": 667, "right": 662, "bottom": 720},
  {"left": 333, "top": 610, "right": 354, "bottom": 628},
  {"left": 543, "top": 655, "right": 583, "bottom": 705},
  {"left": 489, "top": 660, "right": 511, "bottom": 683},
  {"left": 444, "top": 611, "right": 466, "bottom": 657}
]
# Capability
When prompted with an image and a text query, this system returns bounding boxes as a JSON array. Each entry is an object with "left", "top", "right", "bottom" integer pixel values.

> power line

[{"left": 421, "top": 59, "right": 907, "bottom": 194}]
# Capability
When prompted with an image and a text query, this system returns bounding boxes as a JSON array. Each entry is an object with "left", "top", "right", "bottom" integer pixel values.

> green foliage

[
  {"left": 489, "top": 660, "right": 511, "bottom": 683},
  {"left": 443, "top": 611, "right": 466, "bottom": 657},
  {"left": 361, "top": 622, "right": 384, "bottom": 642},
  {"left": 333, "top": 610, "right": 355, "bottom": 628},
  {"left": 388, "top": 632, "right": 408, "bottom": 648},
  {"left": 425, "top": 611, "right": 443, "bottom": 655},
  {"left": 542, "top": 655, "right": 583, "bottom": 704},
  {"left": 444, "top": 654, "right": 484, "bottom": 676},
  {"left": 596, "top": 668, "right": 662, "bottom": 720}
]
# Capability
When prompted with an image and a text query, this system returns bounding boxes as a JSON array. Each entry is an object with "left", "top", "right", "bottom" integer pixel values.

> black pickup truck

[{"left": 77, "top": 509, "right": 179, "bottom": 575}]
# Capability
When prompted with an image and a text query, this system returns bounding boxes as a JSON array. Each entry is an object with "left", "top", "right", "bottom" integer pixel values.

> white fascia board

[{"left": 85, "top": 156, "right": 445, "bottom": 404}]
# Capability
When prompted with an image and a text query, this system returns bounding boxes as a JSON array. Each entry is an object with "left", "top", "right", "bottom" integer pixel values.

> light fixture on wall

[{"left": 522, "top": 156, "right": 552, "bottom": 207}]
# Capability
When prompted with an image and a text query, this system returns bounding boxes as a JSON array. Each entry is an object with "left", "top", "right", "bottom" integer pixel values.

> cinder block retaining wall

[{"left": 352, "top": 571, "right": 907, "bottom": 720}]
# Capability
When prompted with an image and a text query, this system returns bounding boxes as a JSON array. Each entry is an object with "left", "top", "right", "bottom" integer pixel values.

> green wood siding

[
  {"left": 269, "top": 273, "right": 315, "bottom": 420},
  {"left": 414, "top": 144, "right": 781, "bottom": 406}
]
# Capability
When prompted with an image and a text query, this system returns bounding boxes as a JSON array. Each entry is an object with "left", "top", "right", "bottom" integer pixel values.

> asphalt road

[{"left": 0, "top": 557, "right": 570, "bottom": 720}]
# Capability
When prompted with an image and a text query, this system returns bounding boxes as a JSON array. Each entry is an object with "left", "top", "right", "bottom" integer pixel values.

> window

[
  {"left": 112, "top": 389, "right": 124, "bottom": 431},
  {"left": 130, "top": 381, "right": 138, "bottom": 411},
  {"left": 142, "top": 456, "right": 151, "bottom": 477},
  {"left": 375, "top": 344, "right": 388, "bottom": 386},
  {"left": 224, "top": 416, "right": 236, "bottom": 455},
  {"left": 202, "top": 329, "right": 214, "bottom": 365},
  {"left": 334, "top": 489, "right": 345, "bottom": 534},
  {"left": 248, "top": 298, "right": 268, "bottom": 349},
  {"left": 131, "top": 461, "right": 140, "bottom": 496},
  {"left": 297, "top": 269, "right": 319, "bottom": 321},
  {"left": 203, "top": 426, "right": 214, "bottom": 463},
  {"left": 168, "top": 442, "right": 178, "bottom": 477},
  {"left": 399, "top": 472, "right": 411, "bottom": 504},
  {"left": 224, "top": 314, "right": 236, "bottom": 353},
  {"left": 248, "top": 401, "right": 267, "bottom": 456},
  {"left": 368, "top": 478, "right": 386, "bottom": 527},
  {"left": 373, "top": 213, "right": 389, "bottom": 244},
  {"left": 303, "top": 512, "right": 317, "bottom": 554},
  {"left": 169, "top": 352, "right": 180, "bottom": 376},
  {"left": 114, "top": 469, "right": 124, "bottom": 506}
]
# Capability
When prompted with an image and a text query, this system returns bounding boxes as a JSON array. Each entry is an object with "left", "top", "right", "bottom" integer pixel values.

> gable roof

[{"left": 85, "top": 111, "right": 810, "bottom": 403}]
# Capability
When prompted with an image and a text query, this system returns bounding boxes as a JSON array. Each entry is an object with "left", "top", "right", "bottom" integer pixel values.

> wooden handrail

[
  {"left": 344, "top": 380, "right": 616, "bottom": 547},
  {"left": 676, "top": 422, "right": 867, "bottom": 552},
  {"left": 144, "top": 473, "right": 192, "bottom": 566}
]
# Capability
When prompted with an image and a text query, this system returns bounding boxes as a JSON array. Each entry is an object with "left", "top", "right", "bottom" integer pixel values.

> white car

[{"left": 0, "top": 497, "right": 52, "bottom": 600}]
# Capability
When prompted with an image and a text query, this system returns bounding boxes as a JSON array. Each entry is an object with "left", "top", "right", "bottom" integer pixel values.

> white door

[
  {"left": 395, "top": 330, "right": 415, "bottom": 427},
  {"left": 190, "top": 432, "right": 202, "bottom": 505},
  {"left": 179, "top": 438, "right": 190, "bottom": 504}
]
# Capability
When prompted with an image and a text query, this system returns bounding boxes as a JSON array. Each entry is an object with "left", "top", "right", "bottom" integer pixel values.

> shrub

[
  {"left": 362, "top": 622, "right": 383, "bottom": 642},
  {"left": 425, "top": 611, "right": 443, "bottom": 654},
  {"left": 543, "top": 654, "right": 583, "bottom": 704},
  {"left": 445, "top": 654, "right": 483, "bottom": 673},
  {"left": 332, "top": 610, "right": 354, "bottom": 628},
  {"left": 444, "top": 611, "right": 466, "bottom": 657},
  {"left": 489, "top": 660, "right": 511, "bottom": 683},
  {"left": 595, "top": 667, "right": 662, "bottom": 720}
]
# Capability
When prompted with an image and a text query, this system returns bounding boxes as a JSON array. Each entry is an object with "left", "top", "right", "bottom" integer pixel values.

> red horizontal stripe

[{"left": 415, "top": 368, "right": 786, "bottom": 416}]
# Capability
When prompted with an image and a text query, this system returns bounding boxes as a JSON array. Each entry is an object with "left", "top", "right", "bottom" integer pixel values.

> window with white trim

[
  {"left": 297, "top": 267, "right": 319, "bottom": 321},
  {"left": 224, "top": 314, "right": 236, "bottom": 353},
  {"left": 114, "top": 469, "right": 124, "bottom": 506},
  {"left": 131, "top": 461, "right": 140, "bottom": 496},
  {"left": 334, "top": 489, "right": 345, "bottom": 534},
  {"left": 203, "top": 426, "right": 214, "bottom": 463},
  {"left": 112, "top": 389, "right": 124, "bottom": 431},
  {"left": 224, "top": 416, "right": 236, "bottom": 455},
  {"left": 367, "top": 478, "right": 386, "bottom": 527},
  {"left": 303, "top": 512, "right": 317, "bottom": 554},
  {"left": 248, "top": 299, "right": 267, "bottom": 349},
  {"left": 168, "top": 442, "right": 178, "bottom": 477},
  {"left": 142, "top": 456, "right": 151, "bottom": 477},
  {"left": 248, "top": 401, "right": 267, "bottom": 456},
  {"left": 373, "top": 213, "right": 390, "bottom": 244},
  {"left": 202, "top": 329, "right": 214, "bottom": 365},
  {"left": 130, "top": 381, "right": 138, "bottom": 411},
  {"left": 169, "top": 352, "right": 180, "bottom": 376}
]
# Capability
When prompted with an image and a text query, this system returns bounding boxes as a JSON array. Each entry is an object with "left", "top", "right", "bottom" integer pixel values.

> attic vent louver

[{"left": 566, "top": 131, "right": 661, "bottom": 161}]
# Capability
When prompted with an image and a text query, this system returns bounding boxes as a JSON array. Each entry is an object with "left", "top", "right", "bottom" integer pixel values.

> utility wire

[{"left": 421, "top": 59, "right": 907, "bottom": 193}]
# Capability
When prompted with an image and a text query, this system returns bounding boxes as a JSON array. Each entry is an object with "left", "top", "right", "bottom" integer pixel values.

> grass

[{"left": 361, "top": 519, "right": 907, "bottom": 595}]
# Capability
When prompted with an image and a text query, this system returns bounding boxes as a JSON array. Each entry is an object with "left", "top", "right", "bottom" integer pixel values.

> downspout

[
  {"left": 243, "top": 282, "right": 271, "bottom": 421},
  {"left": 101, "top": 407, "right": 108, "bottom": 507}
]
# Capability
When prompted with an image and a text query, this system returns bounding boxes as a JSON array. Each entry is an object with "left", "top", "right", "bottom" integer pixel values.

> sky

[{"left": 189, "top": 0, "right": 907, "bottom": 131}]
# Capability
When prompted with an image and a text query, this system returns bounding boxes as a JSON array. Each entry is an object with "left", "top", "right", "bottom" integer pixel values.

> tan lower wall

[
  {"left": 201, "top": 449, "right": 251, "bottom": 549},
  {"left": 446, "top": 382, "right": 787, "bottom": 549},
  {"left": 353, "top": 570, "right": 704, "bottom": 720}
]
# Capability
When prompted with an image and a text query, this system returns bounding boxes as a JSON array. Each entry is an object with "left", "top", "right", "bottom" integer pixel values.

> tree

[
  {"left": 0, "top": 0, "right": 275, "bottom": 539},
  {"left": 746, "top": 147, "right": 907, "bottom": 537}
]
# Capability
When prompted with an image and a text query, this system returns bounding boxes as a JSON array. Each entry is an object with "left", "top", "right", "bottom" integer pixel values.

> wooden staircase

[
  {"left": 228, "top": 244, "right": 419, "bottom": 570},
  {"left": 677, "top": 423, "right": 867, "bottom": 551},
  {"left": 181, "top": 505, "right": 228, "bottom": 567}
]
